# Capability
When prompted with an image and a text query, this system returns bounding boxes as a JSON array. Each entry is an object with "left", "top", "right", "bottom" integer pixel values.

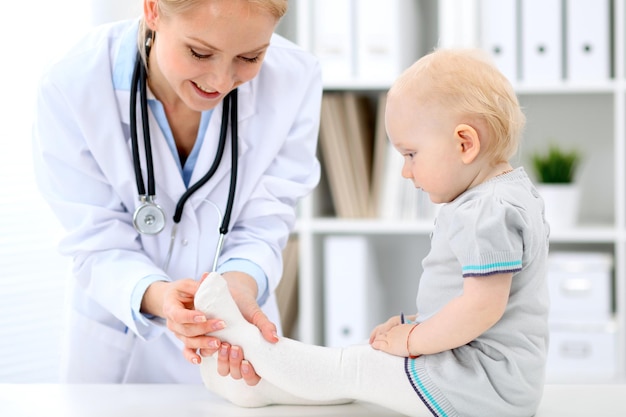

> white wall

[{"left": 0, "top": 1, "right": 138, "bottom": 383}]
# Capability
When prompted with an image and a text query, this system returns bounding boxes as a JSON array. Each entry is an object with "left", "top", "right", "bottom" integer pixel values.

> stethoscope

[{"left": 129, "top": 35, "right": 239, "bottom": 271}]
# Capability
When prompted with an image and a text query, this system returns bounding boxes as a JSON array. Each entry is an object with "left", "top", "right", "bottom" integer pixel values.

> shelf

[
  {"left": 548, "top": 225, "right": 618, "bottom": 243},
  {"left": 296, "top": 218, "right": 435, "bottom": 234},
  {"left": 286, "top": 0, "right": 626, "bottom": 383},
  {"left": 322, "top": 80, "right": 394, "bottom": 92},
  {"left": 321, "top": 80, "right": 620, "bottom": 95},
  {"left": 514, "top": 81, "right": 618, "bottom": 95},
  {"left": 295, "top": 219, "right": 619, "bottom": 242}
]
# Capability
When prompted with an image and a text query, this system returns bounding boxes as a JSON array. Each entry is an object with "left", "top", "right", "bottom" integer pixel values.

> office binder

[
  {"left": 565, "top": 0, "right": 610, "bottom": 82},
  {"left": 370, "top": 92, "right": 388, "bottom": 218},
  {"left": 319, "top": 93, "right": 360, "bottom": 218},
  {"left": 318, "top": 93, "right": 375, "bottom": 218},
  {"left": 377, "top": 141, "right": 404, "bottom": 220},
  {"left": 520, "top": 0, "right": 563, "bottom": 83},
  {"left": 323, "top": 236, "right": 382, "bottom": 347},
  {"left": 355, "top": 0, "right": 421, "bottom": 83},
  {"left": 343, "top": 92, "right": 374, "bottom": 216},
  {"left": 311, "top": 0, "right": 354, "bottom": 84},
  {"left": 479, "top": 0, "right": 518, "bottom": 82},
  {"left": 438, "top": 0, "right": 480, "bottom": 48}
]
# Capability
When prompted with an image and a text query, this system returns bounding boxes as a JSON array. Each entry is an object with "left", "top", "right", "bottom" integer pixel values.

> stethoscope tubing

[
  {"left": 172, "top": 90, "right": 238, "bottom": 229},
  {"left": 130, "top": 50, "right": 150, "bottom": 197},
  {"left": 129, "top": 34, "right": 239, "bottom": 270}
]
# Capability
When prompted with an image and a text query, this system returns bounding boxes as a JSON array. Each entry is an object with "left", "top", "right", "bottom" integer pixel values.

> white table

[
  {"left": 0, "top": 384, "right": 402, "bottom": 417},
  {"left": 1, "top": 384, "right": 625, "bottom": 417}
]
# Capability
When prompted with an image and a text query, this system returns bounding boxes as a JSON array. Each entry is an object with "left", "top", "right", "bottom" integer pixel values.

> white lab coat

[{"left": 32, "top": 20, "right": 322, "bottom": 383}]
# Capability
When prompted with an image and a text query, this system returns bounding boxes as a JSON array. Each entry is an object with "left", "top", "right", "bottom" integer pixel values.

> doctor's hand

[
  {"left": 141, "top": 279, "right": 250, "bottom": 374},
  {"left": 202, "top": 271, "right": 279, "bottom": 385}
]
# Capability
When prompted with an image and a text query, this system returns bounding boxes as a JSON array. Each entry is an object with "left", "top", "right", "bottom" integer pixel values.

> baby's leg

[{"left": 195, "top": 272, "right": 429, "bottom": 416}]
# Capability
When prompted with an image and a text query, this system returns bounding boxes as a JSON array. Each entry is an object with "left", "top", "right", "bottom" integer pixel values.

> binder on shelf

[
  {"left": 343, "top": 92, "right": 375, "bottom": 216},
  {"left": 319, "top": 93, "right": 358, "bottom": 218},
  {"left": 520, "top": 0, "right": 563, "bottom": 83},
  {"left": 565, "top": 0, "right": 610, "bottom": 82},
  {"left": 318, "top": 93, "right": 374, "bottom": 218},
  {"left": 479, "top": 0, "right": 518, "bottom": 82},
  {"left": 547, "top": 252, "right": 613, "bottom": 325},
  {"left": 438, "top": 0, "right": 480, "bottom": 48},
  {"left": 370, "top": 92, "right": 388, "bottom": 217},
  {"left": 323, "top": 236, "right": 382, "bottom": 347},
  {"left": 355, "top": 0, "right": 422, "bottom": 84},
  {"left": 371, "top": 93, "right": 411, "bottom": 220},
  {"left": 311, "top": 0, "right": 354, "bottom": 84},
  {"left": 275, "top": 236, "right": 299, "bottom": 338},
  {"left": 377, "top": 141, "right": 404, "bottom": 220}
]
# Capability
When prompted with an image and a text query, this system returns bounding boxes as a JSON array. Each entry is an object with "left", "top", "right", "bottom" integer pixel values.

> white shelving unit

[{"left": 278, "top": 0, "right": 626, "bottom": 383}]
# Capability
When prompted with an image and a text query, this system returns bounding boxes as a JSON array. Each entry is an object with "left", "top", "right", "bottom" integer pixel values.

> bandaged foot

[
  {"left": 194, "top": 272, "right": 427, "bottom": 416},
  {"left": 194, "top": 272, "right": 350, "bottom": 407}
]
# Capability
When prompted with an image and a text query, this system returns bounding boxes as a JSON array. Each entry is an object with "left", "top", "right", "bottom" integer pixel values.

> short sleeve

[{"left": 447, "top": 197, "right": 525, "bottom": 278}]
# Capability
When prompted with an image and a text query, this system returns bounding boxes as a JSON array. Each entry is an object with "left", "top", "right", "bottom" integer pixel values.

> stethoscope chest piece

[{"left": 133, "top": 196, "right": 166, "bottom": 235}]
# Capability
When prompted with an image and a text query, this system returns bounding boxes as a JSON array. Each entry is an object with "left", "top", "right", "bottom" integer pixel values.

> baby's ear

[{"left": 455, "top": 123, "right": 480, "bottom": 164}]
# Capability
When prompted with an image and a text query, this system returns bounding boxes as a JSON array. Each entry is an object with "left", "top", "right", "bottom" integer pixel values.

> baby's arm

[{"left": 371, "top": 273, "right": 512, "bottom": 357}]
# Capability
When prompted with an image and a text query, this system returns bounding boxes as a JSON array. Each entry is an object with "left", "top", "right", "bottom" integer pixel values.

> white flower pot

[{"left": 536, "top": 184, "right": 580, "bottom": 230}]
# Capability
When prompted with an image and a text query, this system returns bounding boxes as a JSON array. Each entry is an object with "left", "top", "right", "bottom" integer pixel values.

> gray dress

[{"left": 406, "top": 167, "right": 550, "bottom": 417}]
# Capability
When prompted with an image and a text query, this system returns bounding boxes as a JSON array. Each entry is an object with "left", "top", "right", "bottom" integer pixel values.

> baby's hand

[
  {"left": 368, "top": 315, "right": 401, "bottom": 344},
  {"left": 370, "top": 323, "right": 416, "bottom": 357}
]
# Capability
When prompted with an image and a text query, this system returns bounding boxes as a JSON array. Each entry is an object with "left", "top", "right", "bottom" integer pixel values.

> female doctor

[{"left": 32, "top": 0, "right": 322, "bottom": 384}]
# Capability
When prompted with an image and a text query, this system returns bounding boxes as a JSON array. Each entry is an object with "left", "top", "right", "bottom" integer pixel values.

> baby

[{"left": 196, "top": 48, "right": 550, "bottom": 417}]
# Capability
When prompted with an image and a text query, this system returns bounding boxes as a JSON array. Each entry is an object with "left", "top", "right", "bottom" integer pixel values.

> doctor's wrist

[
  {"left": 141, "top": 280, "right": 169, "bottom": 318},
  {"left": 221, "top": 271, "right": 258, "bottom": 301}
]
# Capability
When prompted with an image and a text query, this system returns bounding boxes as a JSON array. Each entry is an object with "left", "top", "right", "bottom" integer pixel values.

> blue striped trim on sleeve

[{"left": 462, "top": 260, "right": 522, "bottom": 277}]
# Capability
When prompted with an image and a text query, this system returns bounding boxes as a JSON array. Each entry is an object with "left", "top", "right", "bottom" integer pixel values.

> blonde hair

[
  {"left": 137, "top": 0, "right": 288, "bottom": 66},
  {"left": 389, "top": 48, "right": 525, "bottom": 162}
]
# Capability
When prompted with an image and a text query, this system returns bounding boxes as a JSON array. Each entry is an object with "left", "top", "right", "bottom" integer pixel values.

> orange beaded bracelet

[{"left": 406, "top": 323, "right": 420, "bottom": 359}]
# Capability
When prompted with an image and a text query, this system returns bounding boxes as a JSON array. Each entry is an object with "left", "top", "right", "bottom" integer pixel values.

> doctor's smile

[{"left": 191, "top": 81, "right": 222, "bottom": 100}]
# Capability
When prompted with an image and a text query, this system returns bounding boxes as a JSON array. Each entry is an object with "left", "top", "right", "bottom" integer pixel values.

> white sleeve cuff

[{"left": 130, "top": 274, "right": 169, "bottom": 339}]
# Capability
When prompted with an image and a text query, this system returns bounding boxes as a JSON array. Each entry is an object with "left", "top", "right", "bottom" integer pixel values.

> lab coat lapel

[
  {"left": 187, "top": 85, "right": 254, "bottom": 203},
  {"left": 116, "top": 83, "right": 255, "bottom": 217}
]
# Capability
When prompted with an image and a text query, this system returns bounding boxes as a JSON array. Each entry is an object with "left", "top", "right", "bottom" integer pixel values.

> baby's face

[{"left": 385, "top": 93, "right": 474, "bottom": 204}]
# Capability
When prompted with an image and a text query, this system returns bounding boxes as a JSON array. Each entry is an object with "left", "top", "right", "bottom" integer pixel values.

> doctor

[{"left": 32, "top": 0, "right": 322, "bottom": 384}]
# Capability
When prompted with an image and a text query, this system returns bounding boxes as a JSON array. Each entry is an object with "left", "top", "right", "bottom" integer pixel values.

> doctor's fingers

[
  {"left": 247, "top": 309, "right": 279, "bottom": 344},
  {"left": 183, "top": 345, "right": 204, "bottom": 365},
  {"left": 175, "top": 330, "right": 223, "bottom": 354},
  {"left": 215, "top": 343, "right": 262, "bottom": 385},
  {"left": 217, "top": 343, "right": 242, "bottom": 379},
  {"left": 166, "top": 314, "right": 226, "bottom": 340}
]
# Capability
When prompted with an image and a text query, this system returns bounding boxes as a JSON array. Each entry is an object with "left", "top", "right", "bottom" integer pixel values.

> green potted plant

[
  {"left": 531, "top": 144, "right": 581, "bottom": 229},
  {"left": 531, "top": 145, "right": 580, "bottom": 184}
]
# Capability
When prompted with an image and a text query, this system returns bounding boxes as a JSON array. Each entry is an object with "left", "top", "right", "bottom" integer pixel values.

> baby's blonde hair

[{"left": 389, "top": 48, "right": 525, "bottom": 162}]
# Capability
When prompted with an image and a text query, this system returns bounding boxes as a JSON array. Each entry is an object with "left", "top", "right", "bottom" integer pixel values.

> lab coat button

[{"left": 181, "top": 239, "right": 189, "bottom": 246}]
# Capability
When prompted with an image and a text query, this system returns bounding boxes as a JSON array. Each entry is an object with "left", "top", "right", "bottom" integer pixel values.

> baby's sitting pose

[{"left": 196, "top": 48, "right": 550, "bottom": 417}]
